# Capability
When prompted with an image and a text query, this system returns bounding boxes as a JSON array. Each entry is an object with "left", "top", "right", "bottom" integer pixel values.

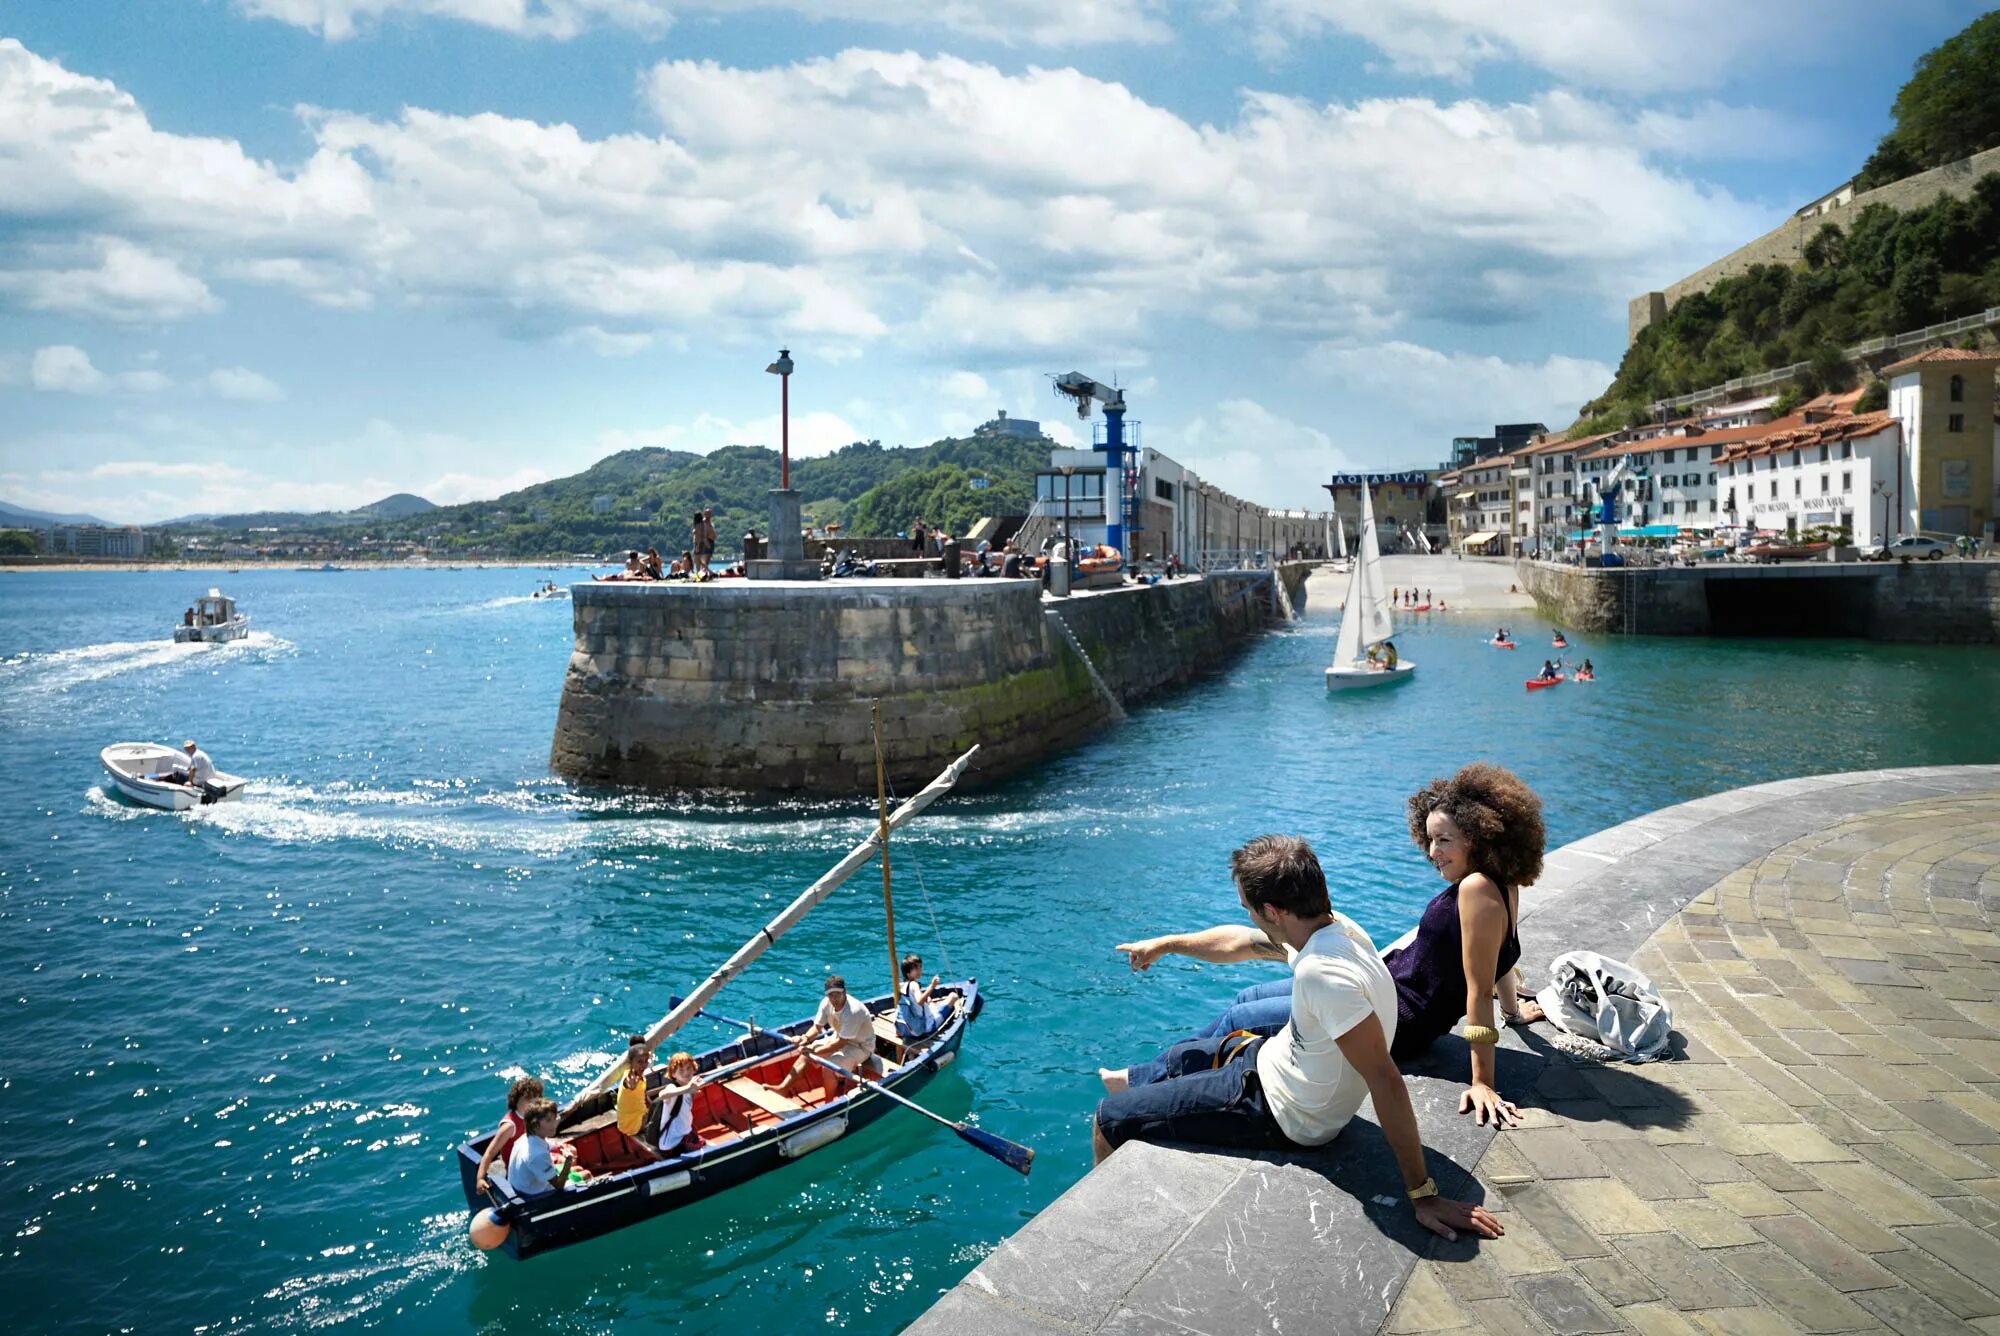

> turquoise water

[{"left": 5, "top": 567, "right": 1999, "bottom": 1336}]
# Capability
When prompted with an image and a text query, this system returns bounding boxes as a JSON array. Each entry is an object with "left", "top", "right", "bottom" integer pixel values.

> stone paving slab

[{"left": 906, "top": 767, "right": 2000, "bottom": 1335}]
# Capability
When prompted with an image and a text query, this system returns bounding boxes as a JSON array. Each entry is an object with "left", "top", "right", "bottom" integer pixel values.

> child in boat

[
  {"left": 474, "top": 1075, "right": 545, "bottom": 1192},
  {"left": 896, "top": 953, "right": 961, "bottom": 1038},
  {"left": 509, "top": 1098, "right": 591, "bottom": 1194},
  {"left": 1539, "top": 660, "right": 1559, "bottom": 681},
  {"left": 1578, "top": 659, "right": 1595, "bottom": 680},
  {"left": 654, "top": 1052, "right": 706, "bottom": 1155},
  {"left": 615, "top": 1036, "right": 664, "bottom": 1162}
]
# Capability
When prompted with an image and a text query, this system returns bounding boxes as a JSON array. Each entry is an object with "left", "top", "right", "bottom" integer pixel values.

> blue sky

[{"left": 0, "top": 0, "right": 1986, "bottom": 523}]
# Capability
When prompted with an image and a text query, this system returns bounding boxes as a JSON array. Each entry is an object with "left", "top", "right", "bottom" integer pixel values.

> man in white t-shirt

[
  {"left": 1093, "top": 835, "right": 1501, "bottom": 1242},
  {"left": 774, "top": 975, "right": 876, "bottom": 1099}
]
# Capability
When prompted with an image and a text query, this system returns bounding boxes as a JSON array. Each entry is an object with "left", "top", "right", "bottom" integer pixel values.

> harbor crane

[
  {"left": 1051, "top": 372, "right": 1134, "bottom": 557},
  {"left": 1587, "top": 455, "right": 1646, "bottom": 566}
]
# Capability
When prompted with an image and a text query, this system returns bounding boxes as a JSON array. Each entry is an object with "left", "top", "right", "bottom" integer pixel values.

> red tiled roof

[
  {"left": 1709, "top": 412, "right": 1897, "bottom": 468},
  {"left": 1882, "top": 346, "right": 2000, "bottom": 375}
]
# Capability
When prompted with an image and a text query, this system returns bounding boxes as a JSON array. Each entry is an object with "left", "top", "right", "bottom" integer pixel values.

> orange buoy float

[{"left": 469, "top": 1206, "right": 511, "bottom": 1250}]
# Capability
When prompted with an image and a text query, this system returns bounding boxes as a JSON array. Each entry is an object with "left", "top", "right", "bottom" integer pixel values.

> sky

[{"left": 0, "top": 0, "right": 1987, "bottom": 524}]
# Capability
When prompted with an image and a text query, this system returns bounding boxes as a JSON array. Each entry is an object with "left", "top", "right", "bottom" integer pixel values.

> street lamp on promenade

[{"left": 1873, "top": 481, "right": 1893, "bottom": 546}]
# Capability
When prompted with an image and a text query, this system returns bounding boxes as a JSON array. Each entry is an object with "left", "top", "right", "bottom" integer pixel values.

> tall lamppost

[
  {"left": 765, "top": 348, "right": 794, "bottom": 489},
  {"left": 1872, "top": 481, "right": 1893, "bottom": 547},
  {"left": 750, "top": 347, "right": 813, "bottom": 579}
]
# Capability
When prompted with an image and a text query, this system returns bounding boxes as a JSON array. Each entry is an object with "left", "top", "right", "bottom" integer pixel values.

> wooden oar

[{"left": 696, "top": 1006, "right": 1033, "bottom": 1176}]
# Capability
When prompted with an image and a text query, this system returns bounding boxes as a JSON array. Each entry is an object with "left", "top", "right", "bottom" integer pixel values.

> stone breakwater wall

[
  {"left": 1516, "top": 557, "right": 2000, "bottom": 641},
  {"left": 549, "top": 564, "right": 1308, "bottom": 795}
]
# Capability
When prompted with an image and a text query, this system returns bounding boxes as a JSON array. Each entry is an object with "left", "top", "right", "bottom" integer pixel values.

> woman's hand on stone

[{"left": 1459, "top": 1082, "right": 1522, "bottom": 1129}]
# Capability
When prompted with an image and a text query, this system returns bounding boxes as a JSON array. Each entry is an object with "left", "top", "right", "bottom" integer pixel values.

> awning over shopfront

[
  {"left": 1565, "top": 524, "right": 1694, "bottom": 541},
  {"left": 1459, "top": 531, "right": 1502, "bottom": 547},
  {"left": 1454, "top": 490, "right": 1477, "bottom": 502}
]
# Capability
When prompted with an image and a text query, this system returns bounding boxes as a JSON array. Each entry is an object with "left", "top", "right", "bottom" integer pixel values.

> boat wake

[
  {"left": 0, "top": 631, "right": 295, "bottom": 695},
  {"left": 257, "top": 1211, "right": 477, "bottom": 1332},
  {"left": 82, "top": 772, "right": 1174, "bottom": 859}
]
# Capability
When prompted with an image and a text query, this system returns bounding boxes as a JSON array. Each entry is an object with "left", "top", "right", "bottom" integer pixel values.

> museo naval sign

[{"left": 1326, "top": 471, "right": 1432, "bottom": 488}]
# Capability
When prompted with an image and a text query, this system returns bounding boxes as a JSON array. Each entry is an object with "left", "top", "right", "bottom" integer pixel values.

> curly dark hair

[{"left": 1406, "top": 762, "right": 1545, "bottom": 891}]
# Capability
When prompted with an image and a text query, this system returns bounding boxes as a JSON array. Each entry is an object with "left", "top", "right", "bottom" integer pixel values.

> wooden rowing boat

[{"left": 456, "top": 982, "right": 981, "bottom": 1259}]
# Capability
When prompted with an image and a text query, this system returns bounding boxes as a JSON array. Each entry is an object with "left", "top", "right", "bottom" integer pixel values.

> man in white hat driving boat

[{"left": 157, "top": 740, "right": 220, "bottom": 800}]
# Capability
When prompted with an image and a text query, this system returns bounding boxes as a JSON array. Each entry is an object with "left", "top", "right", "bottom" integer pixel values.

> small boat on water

[
  {"left": 1326, "top": 480, "right": 1414, "bottom": 691},
  {"left": 458, "top": 739, "right": 1023, "bottom": 1260},
  {"left": 1525, "top": 674, "right": 1566, "bottom": 692},
  {"left": 173, "top": 589, "right": 249, "bottom": 644},
  {"left": 1491, "top": 640, "right": 1516, "bottom": 650},
  {"left": 531, "top": 582, "right": 569, "bottom": 600},
  {"left": 100, "top": 742, "right": 247, "bottom": 810}
]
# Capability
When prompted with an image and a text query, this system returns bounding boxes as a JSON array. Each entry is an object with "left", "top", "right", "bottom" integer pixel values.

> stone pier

[
  {"left": 1516, "top": 557, "right": 2000, "bottom": 640},
  {"left": 549, "top": 565, "right": 1308, "bottom": 795},
  {"left": 910, "top": 764, "right": 2000, "bottom": 1336}
]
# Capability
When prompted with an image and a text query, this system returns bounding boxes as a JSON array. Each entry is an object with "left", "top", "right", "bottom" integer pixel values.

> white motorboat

[
  {"left": 1326, "top": 477, "right": 1415, "bottom": 691},
  {"left": 100, "top": 742, "right": 248, "bottom": 810},
  {"left": 173, "top": 589, "right": 250, "bottom": 643}
]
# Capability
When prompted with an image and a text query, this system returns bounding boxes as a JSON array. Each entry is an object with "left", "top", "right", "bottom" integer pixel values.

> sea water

[{"left": 4, "top": 567, "right": 1999, "bottom": 1335}]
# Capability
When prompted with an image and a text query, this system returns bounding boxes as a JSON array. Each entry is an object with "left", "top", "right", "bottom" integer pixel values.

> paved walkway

[
  {"left": 908, "top": 766, "right": 2000, "bottom": 1336},
  {"left": 1391, "top": 783, "right": 2000, "bottom": 1336}
]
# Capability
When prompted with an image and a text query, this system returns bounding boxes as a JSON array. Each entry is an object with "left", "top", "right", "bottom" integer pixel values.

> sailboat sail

[
  {"left": 1330, "top": 483, "right": 1394, "bottom": 668},
  {"left": 1334, "top": 512, "right": 1348, "bottom": 560}
]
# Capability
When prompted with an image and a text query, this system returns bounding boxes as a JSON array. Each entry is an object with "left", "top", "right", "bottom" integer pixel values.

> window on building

[
  {"left": 1818, "top": 444, "right": 1828, "bottom": 462},
  {"left": 1949, "top": 414, "right": 1965, "bottom": 432},
  {"left": 1708, "top": 499, "right": 1717, "bottom": 514},
  {"left": 1708, "top": 473, "right": 1716, "bottom": 487},
  {"left": 1841, "top": 442, "right": 1852, "bottom": 459},
  {"left": 1662, "top": 500, "right": 1676, "bottom": 515},
  {"left": 1842, "top": 471, "right": 1852, "bottom": 491},
  {"left": 1154, "top": 478, "right": 1174, "bottom": 500},
  {"left": 1562, "top": 480, "right": 1573, "bottom": 495},
  {"left": 1789, "top": 450, "right": 1800, "bottom": 467},
  {"left": 1951, "top": 374, "right": 1964, "bottom": 403},
  {"left": 1819, "top": 474, "right": 1828, "bottom": 494},
  {"left": 1794, "top": 478, "right": 1802, "bottom": 496}
]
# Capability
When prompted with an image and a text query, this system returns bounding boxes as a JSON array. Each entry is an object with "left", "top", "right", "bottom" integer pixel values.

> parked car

[{"left": 1861, "top": 536, "right": 1952, "bottom": 562}]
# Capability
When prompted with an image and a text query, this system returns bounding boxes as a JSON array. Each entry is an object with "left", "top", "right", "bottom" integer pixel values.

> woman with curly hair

[{"left": 1388, "top": 762, "right": 1545, "bottom": 1128}]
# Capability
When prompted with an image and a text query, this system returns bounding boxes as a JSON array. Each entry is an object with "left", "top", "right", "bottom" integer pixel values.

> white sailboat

[
  {"left": 1326, "top": 480, "right": 1414, "bottom": 691},
  {"left": 1329, "top": 510, "right": 1351, "bottom": 573}
]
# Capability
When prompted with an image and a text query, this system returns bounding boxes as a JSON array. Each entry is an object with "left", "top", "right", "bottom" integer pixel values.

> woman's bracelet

[{"left": 1462, "top": 1024, "right": 1501, "bottom": 1046}]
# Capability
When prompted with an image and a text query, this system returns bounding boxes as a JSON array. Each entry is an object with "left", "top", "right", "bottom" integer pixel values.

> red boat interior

[{"left": 550, "top": 1006, "right": 936, "bottom": 1179}]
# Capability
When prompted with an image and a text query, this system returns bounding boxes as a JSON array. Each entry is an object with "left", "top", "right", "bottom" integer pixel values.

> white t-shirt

[
  {"left": 657, "top": 1086, "right": 696, "bottom": 1149},
  {"left": 507, "top": 1133, "right": 559, "bottom": 1194},
  {"left": 816, "top": 993, "right": 873, "bottom": 1047},
  {"left": 184, "top": 749, "right": 215, "bottom": 785},
  {"left": 1254, "top": 915, "right": 1399, "bottom": 1146}
]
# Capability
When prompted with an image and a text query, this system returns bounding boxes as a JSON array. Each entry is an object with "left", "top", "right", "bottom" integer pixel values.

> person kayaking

[
  {"left": 1538, "top": 660, "right": 1559, "bottom": 682},
  {"left": 1493, "top": 627, "right": 1509, "bottom": 644},
  {"left": 1577, "top": 659, "right": 1596, "bottom": 681}
]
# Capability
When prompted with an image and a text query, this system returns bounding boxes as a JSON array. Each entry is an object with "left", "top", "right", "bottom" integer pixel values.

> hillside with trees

[
  {"left": 1574, "top": 13, "right": 2000, "bottom": 438},
  {"left": 321, "top": 432, "right": 1054, "bottom": 557}
]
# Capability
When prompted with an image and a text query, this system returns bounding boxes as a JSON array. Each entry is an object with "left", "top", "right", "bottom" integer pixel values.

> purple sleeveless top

[{"left": 1383, "top": 879, "right": 1519, "bottom": 1059}]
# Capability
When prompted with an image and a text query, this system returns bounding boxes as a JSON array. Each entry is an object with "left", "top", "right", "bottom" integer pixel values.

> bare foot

[
  {"left": 1098, "top": 1067, "right": 1129, "bottom": 1093},
  {"left": 1516, "top": 999, "right": 1545, "bottom": 1024}
]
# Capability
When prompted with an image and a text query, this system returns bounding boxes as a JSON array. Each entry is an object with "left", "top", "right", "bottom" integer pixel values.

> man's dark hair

[
  {"left": 825, "top": 974, "right": 846, "bottom": 991},
  {"left": 1229, "top": 835, "right": 1331, "bottom": 918}
]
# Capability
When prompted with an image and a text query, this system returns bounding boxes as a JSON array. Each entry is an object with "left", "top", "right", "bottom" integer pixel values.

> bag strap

[{"left": 1214, "top": 1030, "right": 1261, "bottom": 1069}]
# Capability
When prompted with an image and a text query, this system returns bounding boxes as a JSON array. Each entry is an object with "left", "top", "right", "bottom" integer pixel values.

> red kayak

[
  {"left": 1411, "top": 603, "right": 1431, "bottom": 612},
  {"left": 1552, "top": 639, "right": 1568, "bottom": 649},
  {"left": 1525, "top": 674, "right": 1566, "bottom": 691},
  {"left": 1492, "top": 640, "right": 1516, "bottom": 649}
]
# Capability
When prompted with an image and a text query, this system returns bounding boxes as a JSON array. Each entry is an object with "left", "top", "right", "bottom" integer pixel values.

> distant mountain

[
  {"left": 172, "top": 493, "right": 437, "bottom": 531},
  {"left": 0, "top": 499, "right": 117, "bottom": 528}
]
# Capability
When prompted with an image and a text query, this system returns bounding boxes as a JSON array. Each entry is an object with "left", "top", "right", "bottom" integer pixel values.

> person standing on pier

[{"left": 1094, "top": 836, "right": 1502, "bottom": 1242}]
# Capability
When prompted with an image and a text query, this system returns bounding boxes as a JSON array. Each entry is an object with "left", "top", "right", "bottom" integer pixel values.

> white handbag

[{"left": 1535, "top": 950, "right": 1674, "bottom": 1062}]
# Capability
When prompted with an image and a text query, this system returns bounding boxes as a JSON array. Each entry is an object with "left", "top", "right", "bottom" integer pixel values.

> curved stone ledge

[{"left": 908, "top": 763, "right": 2000, "bottom": 1336}]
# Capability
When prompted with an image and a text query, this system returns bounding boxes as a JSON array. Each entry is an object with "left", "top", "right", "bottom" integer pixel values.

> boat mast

[
  {"left": 874, "top": 702, "right": 900, "bottom": 1013},
  {"left": 571, "top": 742, "right": 979, "bottom": 1104}
]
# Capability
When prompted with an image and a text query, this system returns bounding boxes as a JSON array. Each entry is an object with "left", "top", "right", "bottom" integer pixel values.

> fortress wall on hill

[{"left": 1628, "top": 145, "right": 2000, "bottom": 344}]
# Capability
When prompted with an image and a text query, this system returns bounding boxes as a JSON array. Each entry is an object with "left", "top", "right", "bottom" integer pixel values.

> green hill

[
  {"left": 364, "top": 432, "right": 1052, "bottom": 557},
  {"left": 1576, "top": 13, "right": 2000, "bottom": 436}
]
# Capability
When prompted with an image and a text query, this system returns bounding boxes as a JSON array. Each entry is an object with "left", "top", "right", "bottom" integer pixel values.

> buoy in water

[{"left": 469, "top": 1206, "right": 511, "bottom": 1250}]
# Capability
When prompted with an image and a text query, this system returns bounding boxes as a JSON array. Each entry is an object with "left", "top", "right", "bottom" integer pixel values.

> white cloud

[
  {"left": 596, "top": 408, "right": 864, "bottom": 459},
  {"left": 208, "top": 366, "right": 286, "bottom": 402},
  {"left": 1245, "top": 0, "right": 1873, "bottom": 93},
  {"left": 418, "top": 466, "right": 552, "bottom": 504},
  {"left": 0, "top": 39, "right": 1767, "bottom": 357},
  {"left": 31, "top": 345, "right": 106, "bottom": 394},
  {"left": 28, "top": 344, "right": 172, "bottom": 395},
  {"left": 234, "top": 0, "right": 1168, "bottom": 45},
  {"left": 937, "top": 371, "right": 993, "bottom": 403},
  {"left": 0, "top": 238, "right": 217, "bottom": 322},
  {"left": 562, "top": 326, "right": 657, "bottom": 357},
  {"left": 1308, "top": 340, "right": 1615, "bottom": 438},
  {"left": 1172, "top": 398, "right": 1361, "bottom": 509}
]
